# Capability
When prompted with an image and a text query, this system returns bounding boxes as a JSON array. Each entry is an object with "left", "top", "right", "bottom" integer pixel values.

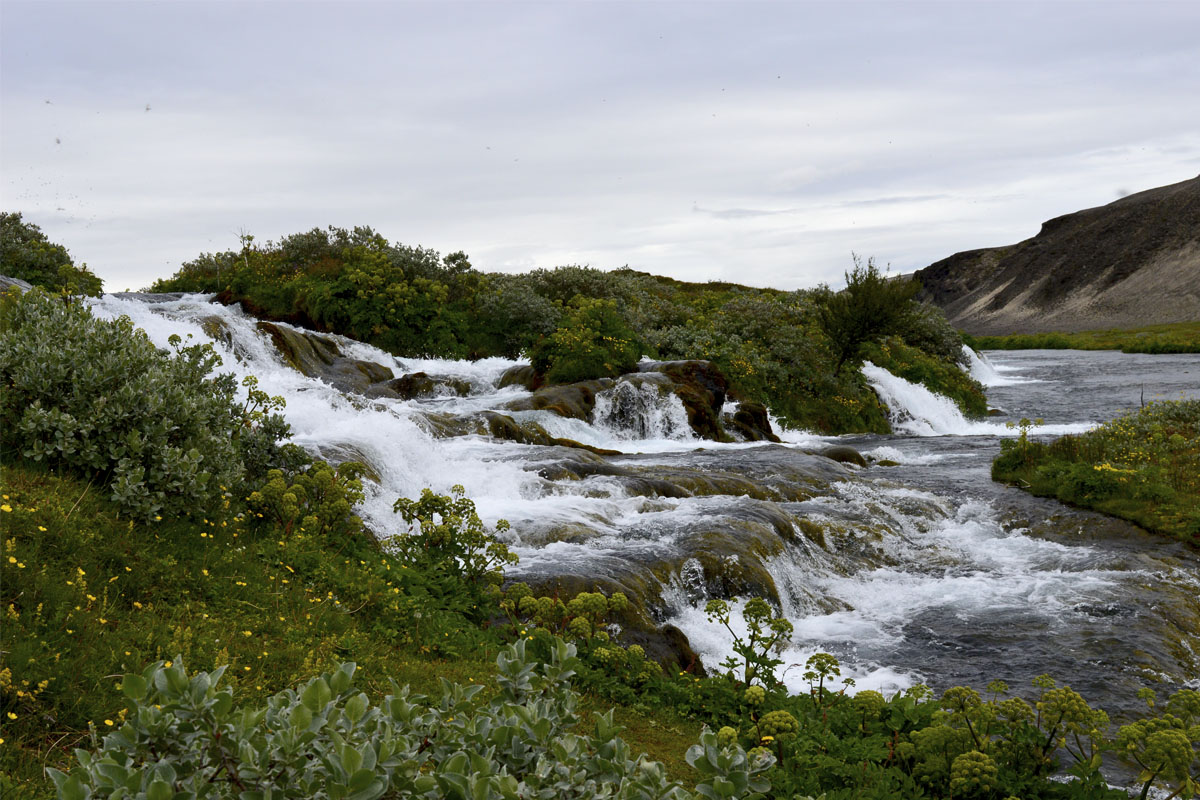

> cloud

[{"left": 2, "top": 1, "right": 1198, "bottom": 292}]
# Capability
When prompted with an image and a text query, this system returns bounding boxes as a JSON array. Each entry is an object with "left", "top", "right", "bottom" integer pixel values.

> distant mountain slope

[{"left": 914, "top": 175, "right": 1200, "bottom": 334}]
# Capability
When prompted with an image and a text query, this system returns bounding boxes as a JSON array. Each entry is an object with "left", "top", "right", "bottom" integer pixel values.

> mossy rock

[
  {"left": 726, "top": 401, "right": 781, "bottom": 443},
  {"left": 637, "top": 360, "right": 732, "bottom": 441},
  {"left": 505, "top": 379, "right": 614, "bottom": 420},
  {"left": 369, "top": 371, "right": 473, "bottom": 400},
  {"left": 256, "top": 320, "right": 393, "bottom": 394},
  {"left": 497, "top": 364, "right": 542, "bottom": 391},
  {"left": 819, "top": 445, "right": 868, "bottom": 467}
]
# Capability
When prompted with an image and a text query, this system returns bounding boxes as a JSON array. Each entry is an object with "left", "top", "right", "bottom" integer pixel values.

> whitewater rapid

[{"left": 86, "top": 295, "right": 1200, "bottom": 704}]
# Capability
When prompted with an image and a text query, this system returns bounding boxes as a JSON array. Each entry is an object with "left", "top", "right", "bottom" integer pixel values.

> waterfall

[
  {"left": 85, "top": 295, "right": 550, "bottom": 538},
  {"left": 962, "top": 345, "right": 1040, "bottom": 387},
  {"left": 592, "top": 378, "right": 695, "bottom": 441},
  {"left": 862, "top": 361, "right": 1088, "bottom": 437},
  {"left": 75, "top": 294, "right": 1195, "bottom": 707}
]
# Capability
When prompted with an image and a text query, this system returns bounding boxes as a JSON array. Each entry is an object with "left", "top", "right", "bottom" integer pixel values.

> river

[{"left": 90, "top": 294, "right": 1200, "bottom": 719}]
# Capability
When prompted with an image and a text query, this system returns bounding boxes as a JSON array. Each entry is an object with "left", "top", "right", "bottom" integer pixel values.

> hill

[{"left": 914, "top": 175, "right": 1200, "bottom": 334}]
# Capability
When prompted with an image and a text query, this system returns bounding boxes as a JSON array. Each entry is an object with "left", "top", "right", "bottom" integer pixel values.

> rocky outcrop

[
  {"left": 256, "top": 321, "right": 394, "bottom": 394},
  {"left": 497, "top": 364, "right": 542, "bottom": 391},
  {"left": 0, "top": 275, "right": 34, "bottom": 293},
  {"left": 110, "top": 291, "right": 188, "bottom": 304},
  {"left": 915, "top": 175, "right": 1200, "bottom": 334},
  {"left": 819, "top": 445, "right": 867, "bottom": 467},
  {"left": 725, "top": 401, "right": 781, "bottom": 443},
  {"left": 504, "top": 360, "right": 781, "bottom": 443}
]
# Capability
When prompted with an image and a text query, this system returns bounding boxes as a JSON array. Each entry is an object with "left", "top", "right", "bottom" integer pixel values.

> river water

[{"left": 89, "top": 294, "right": 1200, "bottom": 718}]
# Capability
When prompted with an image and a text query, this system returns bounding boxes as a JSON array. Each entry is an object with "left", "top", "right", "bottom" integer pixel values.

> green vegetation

[
  {"left": 992, "top": 402, "right": 1200, "bottom": 543},
  {"left": 814, "top": 255, "right": 921, "bottom": 375},
  {"left": 6, "top": 460, "right": 1200, "bottom": 799},
  {"left": 529, "top": 297, "right": 643, "bottom": 384},
  {"left": 0, "top": 213, "right": 102, "bottom": 297},
  {"left": 48, "top": 643, "right": 773, "bottom": 800},
  {"left": 148, "top": 225, "right": 982, "bottom": 433},
  {"left": 965, "top": 322, "right": 1200, "bottom": 354},
  {"left": 0, "top": 289, "right": 296, "bottom": 521},
  {"left": 10, "top": 224, "right": 1198, "bottom": 799}
]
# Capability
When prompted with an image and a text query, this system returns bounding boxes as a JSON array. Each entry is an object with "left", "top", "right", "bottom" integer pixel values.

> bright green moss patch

[
  {"left": 965, "top": 321, "right": 1200, "bottom": 354},
  {"left": 992, "top": 401, "right": 1200, "bottom": 543}
]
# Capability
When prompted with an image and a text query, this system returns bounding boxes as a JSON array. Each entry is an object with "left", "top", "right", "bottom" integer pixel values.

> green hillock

[{"left": 148, "top": 228, "right": 984, "bottom": 433}]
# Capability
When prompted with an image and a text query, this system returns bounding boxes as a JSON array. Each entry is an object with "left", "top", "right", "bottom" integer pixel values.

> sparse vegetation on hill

[{"left": 915, "top": 175, "right": 1200, "bottom": 334}]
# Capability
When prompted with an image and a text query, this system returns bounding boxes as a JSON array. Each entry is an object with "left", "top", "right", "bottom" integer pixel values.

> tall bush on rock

[
  {"left": 530, "top": 297, "right": 642, "bottom": 384},
  {"left": 816, "top": 255, "right": 922, "bottom": 376},
  {"left": 0, "top": 289, "right": 286, "bottom": 520}
]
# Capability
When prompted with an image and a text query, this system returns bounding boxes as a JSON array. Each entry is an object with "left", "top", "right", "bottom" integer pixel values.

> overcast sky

[{"left": 3, "top": 1, "right": 1198, "bottom": 292}]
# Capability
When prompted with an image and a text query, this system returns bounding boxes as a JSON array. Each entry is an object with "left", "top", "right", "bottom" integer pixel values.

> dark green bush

[
  {"left": 815, "top": 255, "right": 921, "bottom": 376},
  {"left": 0, "top": 212, "right": 103, "bottom": 297},
  {"left": 0, "top": 289, "right": 278, "bottom": 520},
  {"left": 530, "top": 297, "right": 643, "bottom": 384}
]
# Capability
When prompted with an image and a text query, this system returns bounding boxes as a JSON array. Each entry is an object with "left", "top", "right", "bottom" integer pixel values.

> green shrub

[
  {"left": 51, "top": 640, "right": 773, "bottom": 800},
  {"left": 0, "top": 291, "right": 296, "bottom": 521},
  {"left": 388, "top": 486, "right": 518, "bottom": 622},
  {"left": 530, "top": 297, "right": 642, "bottom": 384},
  {"left": 815, "top": 255, "right": 921, "bottom": 376},
  {"left": 247, "top": 460, "right": 366, "bottom": 539},
  {"left": 0, "top": 290, "right": 264, "bottom": 520},
  {"left": 0, "top": 212, "right": 102, "bottom": 297}
]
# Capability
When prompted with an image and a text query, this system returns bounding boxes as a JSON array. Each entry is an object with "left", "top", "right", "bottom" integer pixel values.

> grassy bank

[
  {"left": 0, "top": 463, "right": 704, "bottom": 796},
  {"left": 965, "top": 321, "right": 1200, "bottom": 353},
  {"left": 992, "top": 400, "right": 1200, "bottom": 543}
]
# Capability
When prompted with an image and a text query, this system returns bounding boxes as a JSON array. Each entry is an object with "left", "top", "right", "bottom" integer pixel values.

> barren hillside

[{"left": 914, "top": 175, "right": 1200, "bottom": 334}]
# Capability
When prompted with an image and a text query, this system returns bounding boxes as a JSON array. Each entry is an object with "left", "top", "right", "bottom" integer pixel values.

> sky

[{"left": 2, "top": 1, "right": 1198, "bottom": 293}]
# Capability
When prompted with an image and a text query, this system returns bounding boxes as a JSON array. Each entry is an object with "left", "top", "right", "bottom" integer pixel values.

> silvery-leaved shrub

[
  {"left": 0, "top": 288, "right": 246, "bottom": 520},
  {"left": 51, "top": 638, "right": 774, "bottom": 800}
]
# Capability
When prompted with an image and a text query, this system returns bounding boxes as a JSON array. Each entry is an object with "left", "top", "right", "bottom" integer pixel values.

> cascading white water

[
  {"left": 667, "top": 481, "right": 1136, "bottom": 696},
  {"left": 592, "top": 379, "right": 695, "bottom": 441},
  {"left": 862, "top": 361, "right": 1091, "bottom": 437},
  {"left": 77, "top": 295, "right": 1200, "bottom": 706},
  {"left": 84, "top": 295, "right": 607, "bottom": 545},
  {"left": 961, "top": 345, "right": 1039, "bottom": 387}
]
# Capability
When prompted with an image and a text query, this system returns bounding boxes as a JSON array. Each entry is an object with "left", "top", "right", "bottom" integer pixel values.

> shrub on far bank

[
  {"left": 0, "top": 212, "right": 102, "bottom": 297},
  {"left": 965, "top": 322, "right": 1200, "bottom": 354},
  {"left": 530, "top": 297, "right": 643, "bottom": 384}
]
